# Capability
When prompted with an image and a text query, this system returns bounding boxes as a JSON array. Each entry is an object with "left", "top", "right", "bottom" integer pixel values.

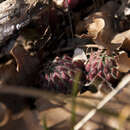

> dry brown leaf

[
  {"left": 0, "top": 44, "right": 40, "bottom": 118},
  {"left": 0, "top": 44, "right": 39, "bottom": 86},
  {"left": 75, "top": 21, "right": 86, "bottom": 34},
  {"left": 111, "top": 29, "right": 130, "bottom": 51},
  {"left": 10, "top": 44, "right": 40, "bottom": 85},
  {"left": 0, "top": 59, "right": 20, "bottom": 85},
  {"left": 120, "top": 38, "right": 130, "bottom": 51},
  {"left": 117, "top": 51, "right": 130, "bottom": 72},
  {"left": 0, "top": 59, "right": 29, "bottom": 118},
  {"left": 82, "top": 1, "right": 119, "bottom": 51},
  {"left": 111, "top": 29, "right": 130, "bottom": 45}
]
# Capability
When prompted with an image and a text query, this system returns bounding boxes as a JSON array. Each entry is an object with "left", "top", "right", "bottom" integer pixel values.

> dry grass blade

[
  {"left": 42, "top": 115, "right": 49, "bottom": 130},
  {"left": 0, "top": 85, "right": 69, "bottom": 101},
  {"left": 70, "top": 72, "right": 81, "bottom": 129},
  {"left": 74, "top": 74, "right": 130, "bottom": 130}
]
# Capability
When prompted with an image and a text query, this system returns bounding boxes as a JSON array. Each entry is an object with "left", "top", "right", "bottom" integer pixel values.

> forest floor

[{"left": 0, "top": 0, "right": 130, "bottom": 130}]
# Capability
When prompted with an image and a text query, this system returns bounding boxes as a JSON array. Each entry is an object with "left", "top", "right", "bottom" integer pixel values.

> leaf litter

[{"left": 0, "top": 0, "right": 130, "bottom": 130}]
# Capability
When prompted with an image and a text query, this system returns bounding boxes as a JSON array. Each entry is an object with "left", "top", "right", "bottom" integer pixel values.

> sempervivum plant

[
  {"left": 39, "top": 55, "right": 85, "bottom": 94},
  {"left": 83, "top": 50, "right": 122, "bottom": 93}
]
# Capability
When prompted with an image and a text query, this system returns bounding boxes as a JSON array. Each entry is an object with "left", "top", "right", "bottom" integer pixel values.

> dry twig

[{"left": 74, "top": 74, "right": 130, "bottom": 130}]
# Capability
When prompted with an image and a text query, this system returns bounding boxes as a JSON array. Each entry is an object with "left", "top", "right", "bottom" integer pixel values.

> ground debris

[{"left": 0, "top": 0, "right": 130, "bottom": 130}]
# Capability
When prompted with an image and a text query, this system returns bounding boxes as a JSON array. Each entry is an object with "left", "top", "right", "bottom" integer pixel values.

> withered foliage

[{"left": 0, "top": 0, "right": 130, "bottom": 130}]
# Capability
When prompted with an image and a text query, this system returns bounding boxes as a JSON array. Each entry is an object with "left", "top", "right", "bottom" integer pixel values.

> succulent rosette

[
  {"left": 38, "top": 55, "right": 85, "bottom": 94},
  {"left": 38, "top": 50, "right": 122, "bottom": 94},
  {"left": 83, "top": 50, "right": 122, "bottom": 93}
]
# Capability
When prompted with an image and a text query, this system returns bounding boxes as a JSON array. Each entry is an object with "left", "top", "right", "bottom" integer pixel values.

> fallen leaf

[
  {"left": 83, "top": 1, "right": 119, "bottom": 51},
  {"left": 111, "top": 29, "right": 130, "bottom": 45},
  {"left": 120, "top": 38, "right": 130, "bottom": 51},
  {"left": 0, "top": 60, "right": 19, "bottom": 85},
  {"left": 0, "top": 45, "right": 40, "bottom": 117},
  {"left": 75, "top": 21, "right": 86, "bottom": 34},
  {"left": 10, "top": 44, "right": 40, "bottom": 85},
  {"left": 0, "top": 44, "right": 40, "bottom": 86},
  {"left": 117, "top": 51, "right": 130, "bottom": 72}
]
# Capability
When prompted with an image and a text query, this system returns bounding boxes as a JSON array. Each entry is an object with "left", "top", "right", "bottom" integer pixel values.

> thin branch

[
  {"left": 74, "top": 74, "right": 130, "bottom": 130},
  {"left": 0, "top": 85, "right": 65, "bottom": 100}
]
